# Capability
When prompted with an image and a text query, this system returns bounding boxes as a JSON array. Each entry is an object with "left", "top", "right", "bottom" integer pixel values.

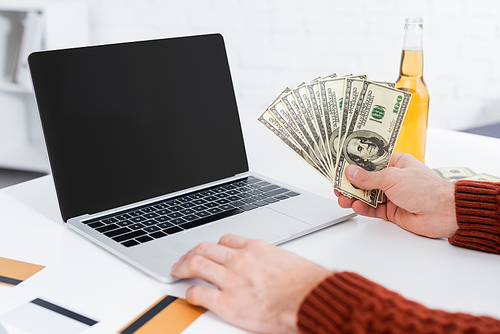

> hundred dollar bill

[
  {"left": 267, "top": 88, "right": 332, "bottom": 180},
  {"left": 292, "top": 82, "right": 332, "bottom": 175},
  {"left": 432, "top": 167, "right": 476, "bottom": 183},
  {"left": 334, "top": 81, "right": 412, "bottom": 207},
  {"left": 306, "top": 79, "right": 334, "bottom": 169},
  {"left": 258, "top": 110, "right": 331, "bottom": 181},
  {"left": 462, "top": 173, "right": 500, "bottom": 182},
  {"left": 280, "top": 88, "right": 332, "bottom": 175},
  {"left": 336, "top": 75, "right": 367, "bottom": 167}
]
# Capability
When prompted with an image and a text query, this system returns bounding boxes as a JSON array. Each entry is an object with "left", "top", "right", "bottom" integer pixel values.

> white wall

[{"left": 87, "top": 0, "right": 500, "bottom": 130}]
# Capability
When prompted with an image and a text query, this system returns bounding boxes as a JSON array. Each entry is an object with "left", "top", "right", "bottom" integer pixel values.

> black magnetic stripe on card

[
  {"left": 120, "top": 295, "right": 177, "bottom": 334},
  {"left": 30, "top": 298, "right": 98, "bottom": 326},
  {"left": 0, "top": 275, "right": 22, "bottom": 286}
]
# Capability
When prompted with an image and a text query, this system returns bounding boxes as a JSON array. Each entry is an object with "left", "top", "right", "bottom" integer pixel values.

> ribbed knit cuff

[
  {"left": 297, "top": 272, "right": 383, "bottom": 334},
  {"left": 449, "top": 180, "right": 500, "bottom": 254}
]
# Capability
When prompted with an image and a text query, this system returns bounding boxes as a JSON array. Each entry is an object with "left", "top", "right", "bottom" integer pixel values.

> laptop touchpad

[{"left": 183, "top": 207, "right": 310, "bottom": 246}]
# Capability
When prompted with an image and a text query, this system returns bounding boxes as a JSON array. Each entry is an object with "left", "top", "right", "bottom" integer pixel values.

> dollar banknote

[
  {"left": 259, "top": 73, "right": 412, "bottom": 207},
  {"left": 432, "top": 167, "right": 476, "bottom": 183},
  {"left": 258, "top": 109, "right": 331, "bottom": 181},
  {"left": 433, "top": 167, "right": 500, "bottom": 183},
  {"left": 334, "top": 80, "right": 411, "bottom": 207}
]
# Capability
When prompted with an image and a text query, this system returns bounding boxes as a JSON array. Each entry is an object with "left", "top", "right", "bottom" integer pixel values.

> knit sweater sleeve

[
  {"left": 448, "top": 180, "right": 500, "bottom": 253},
  {"left": 297, "top": 272, "right": 500, "bottom": 333}
]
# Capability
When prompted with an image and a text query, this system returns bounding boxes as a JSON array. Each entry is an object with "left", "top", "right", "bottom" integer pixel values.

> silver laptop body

[{"left": 29, "top": 34, "right": 355, "bottom": 283}]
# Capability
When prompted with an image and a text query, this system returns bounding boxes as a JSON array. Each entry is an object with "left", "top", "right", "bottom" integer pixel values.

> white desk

[{"left": 1, "top": 127, "right": 500, "bottom": 333}]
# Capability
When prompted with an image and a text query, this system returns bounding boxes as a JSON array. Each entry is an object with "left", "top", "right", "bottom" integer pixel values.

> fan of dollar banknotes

[{"left": 258, "top": 74, "right": 412, "bottom": 208}]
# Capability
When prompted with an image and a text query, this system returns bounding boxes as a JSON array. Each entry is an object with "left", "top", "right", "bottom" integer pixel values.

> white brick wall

[{"left": 87, "top": 0, "right": 500, "bottom": 130}]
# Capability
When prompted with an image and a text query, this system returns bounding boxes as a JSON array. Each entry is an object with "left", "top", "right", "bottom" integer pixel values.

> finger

[
  {"left": 182, "top": 241, "right": 233, "bottom": 266},
  {"left": 185, "top": 285, "right": 221, "bottom": 311},
  {"left": 171, "top": 253, "right": 227, "bottom": 287},
  {"left": 351, "top": 200, "right": 389, "bottom": 221},
  {"left": 218, "top": 234, "right": 249, "bottom": 249},
  {"left": 345, "top": 165, "right": 396, "bottom": 192},
  {"left": 337, "top": 194, "right": 356, "bottom": 208}
]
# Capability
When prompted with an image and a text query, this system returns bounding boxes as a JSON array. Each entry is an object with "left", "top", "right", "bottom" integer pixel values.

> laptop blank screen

[{"left": 29, "top": 34, "right": 249, "bottom": 222}]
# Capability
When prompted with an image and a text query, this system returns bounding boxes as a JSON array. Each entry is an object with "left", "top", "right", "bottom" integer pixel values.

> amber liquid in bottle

[{"left": 394, "top": 19, "right": 429, "bottom": 163}]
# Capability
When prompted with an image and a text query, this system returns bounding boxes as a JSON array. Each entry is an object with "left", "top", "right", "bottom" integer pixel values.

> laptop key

[
  {"left": 156, "top": 209, "right": 172, "bottom": 215},
  {"left": 259, "top": 185, "right": 280, "bottom": 193},
  {"left": 167, "top": 212, "right": 183, "bottom": 219},
  {"left": 207, "top": 207, "right": 223, "bottom": 214},
  {"left": 192, "top": 205, "right": 208, "bottom": 212},
  {"left": 179, "top": 208, "right": 196, "bottom": 215},
  {"left": 219, "top": 204, "right": 234, "bottom": 211},
  {"left": 116, "top": 220, "right": 134, "bottom": 227},
  {"left": 204, "top": 202, "right": 218, "bottom": 208},
  {"left": 163, "top": 226, "right": 183, "bottom": 235},
  {"left": 144, "top": 226, "right": 160, "bottom": 233},
  {"left": 275, "top": 195, "right": 289, "bottom": 200},
  {"left": 192, "top": 199, "right": 207, "bottom": 205},
  {"left": 180, "top": 202, "right": 195, "bottom": 208},
  {"left": 88, "top": 221, "right": 104, "bottom": 228},
  {"left": 180, "top": 208, "right": 244, "bottom": 230},
  {"left": 157, "top": 222, "right": 174, "bottom": 229},
  {"left": 170, "top": 218, "right": 187, "bottom": 225},
  {"left": 136, "top": 235, "right": 154, "bottom": 243},
  {"left": 195, "top": 211, "right": 211, "bottom": 217},
  {"left": 154, "top": 216, "right": 169, "bottom": 222},
  {"left": 130, "top": 216, "right": 146, "bottom": 223},
  {"left": 104, "top": 227, "right": 132, "bottom": 237},
  {"left": 285, "top": 191, "right": 300, "bottom": 197},
  {"left": 150, "top": 231, "right": 167, "bottom": 239},
  {"left": 182, "top": 214, "right": 199, "bottom": 222},
  {"left": 113, "top": 230, "right": 147, "bottom": 242},
  {"left": 263, "top": 197, "right": 280, "bottom": 203},
  {"left": 264, "top": 188, "right": 289, "bottom": 197},
  {"left": 253, "top": 201, "right": 269, "bottom": 207},
  {"left": 142, "top": 220, "right": 157, "bottom": 226},
  {"left": 239, "top": 204, "right": 258, "bottom": 211},
  {"left": 215, "top": 199, "right": 230, "bottom": 205},
  {"left": 102, "top": 217, "right": 119, "bottom": 224},
  {"left": 122, "top": 240, "right": 140, "bottom": 247},
  {"left": 144, "top": 213, "right": 159, "bottom": 219},
  {"left": 129, "top": 223, "right": 146, "bottom": 230},
  {"left": 96, "top": 224, "right": 120, "bottom": 233}
]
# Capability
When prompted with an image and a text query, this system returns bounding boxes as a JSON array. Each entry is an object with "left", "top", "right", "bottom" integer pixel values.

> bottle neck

[{"left": 400, "top": 18, "right": 424, "bottom": 78}]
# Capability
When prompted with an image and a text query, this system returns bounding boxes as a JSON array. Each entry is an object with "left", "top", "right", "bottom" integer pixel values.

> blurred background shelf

[{"left": 0, "top": 0, "right": 89, "bottom": 178}]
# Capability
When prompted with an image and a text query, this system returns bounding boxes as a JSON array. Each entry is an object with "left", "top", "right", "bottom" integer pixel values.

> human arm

[{"left": 171, "top": 234, "right": 500, "bottom": 334}]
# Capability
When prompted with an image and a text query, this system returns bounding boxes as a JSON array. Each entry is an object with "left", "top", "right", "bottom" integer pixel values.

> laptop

[{"left": 28, "top": 33, "right": 356, "bottom": 283}]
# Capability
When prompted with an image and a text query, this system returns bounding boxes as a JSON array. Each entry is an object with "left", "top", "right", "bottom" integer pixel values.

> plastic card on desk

[
  {"left": 0, "top": 257, "right": 45, "bottom": 287},
  {"left": 119, "top": 295, "right": 206, "bottom": 334},
  {"left": 0, "top": 298, "right": 98, "bottom": 334}
]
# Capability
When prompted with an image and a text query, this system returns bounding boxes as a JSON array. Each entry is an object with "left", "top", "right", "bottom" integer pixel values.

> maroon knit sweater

[{"left": 298, "top": 181, "right": 500, "bottom": 333}]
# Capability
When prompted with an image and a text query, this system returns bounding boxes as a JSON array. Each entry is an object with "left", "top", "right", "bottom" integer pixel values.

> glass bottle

[{"left": 394, "top": 17, "right": 430, "bottom": 163}]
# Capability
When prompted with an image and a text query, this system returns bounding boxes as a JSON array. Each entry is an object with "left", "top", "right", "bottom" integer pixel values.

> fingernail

[
  {"left": 171, "top": 261, "right": 178, "bottom": 272},
  {"left": 346, "top": 165, "right": 359, "bottom": 180}
]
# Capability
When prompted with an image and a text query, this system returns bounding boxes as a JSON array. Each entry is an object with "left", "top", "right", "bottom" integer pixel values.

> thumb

[{"left": 345, "top": 165, "right": 391, "bottom": 191}]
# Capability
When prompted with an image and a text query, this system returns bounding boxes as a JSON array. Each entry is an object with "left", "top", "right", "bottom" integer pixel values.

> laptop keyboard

[{"left": 82, "top": 176, "right": 300, "bottom": 247}]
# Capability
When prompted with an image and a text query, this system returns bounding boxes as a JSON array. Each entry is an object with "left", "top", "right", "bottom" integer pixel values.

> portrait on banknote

[{"left": 342, "top": 130, "right": 390, "bottom": 171}]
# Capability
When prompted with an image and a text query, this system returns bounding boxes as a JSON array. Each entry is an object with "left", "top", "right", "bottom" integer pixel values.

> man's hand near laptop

[{"left": 171, "top": 153, "right": 499, "bottom": 334}]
